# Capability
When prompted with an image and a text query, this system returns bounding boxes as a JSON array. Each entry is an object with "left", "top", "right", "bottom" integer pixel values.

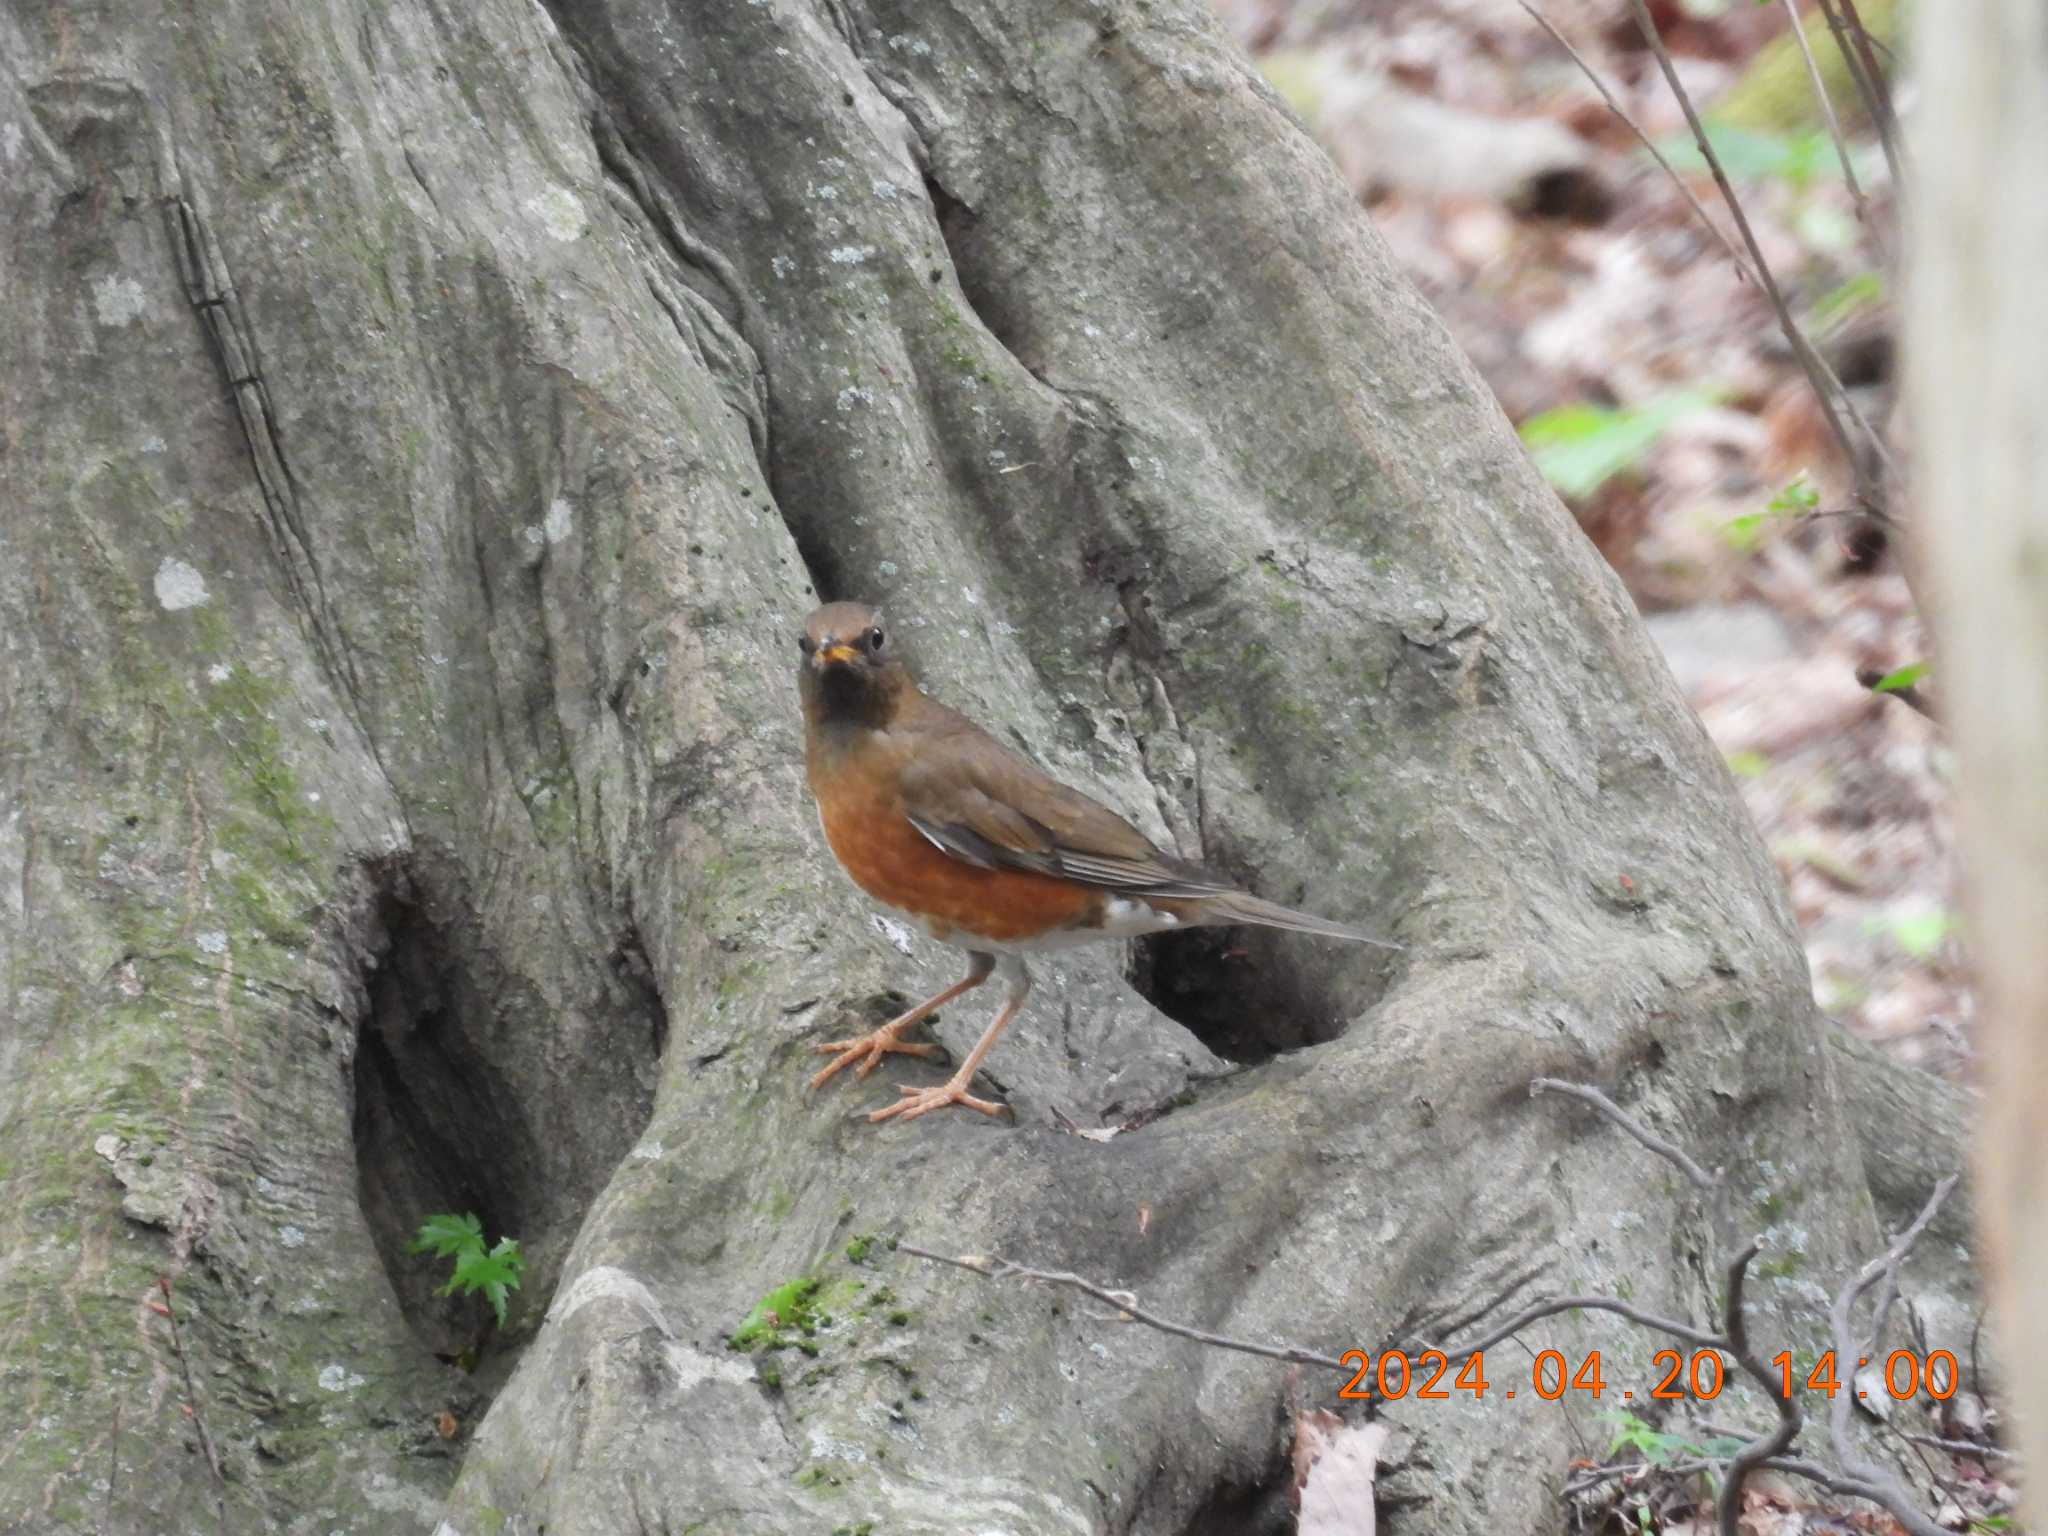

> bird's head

[{"left": 797, "top": 601, "right": 908, "bottom": 729}]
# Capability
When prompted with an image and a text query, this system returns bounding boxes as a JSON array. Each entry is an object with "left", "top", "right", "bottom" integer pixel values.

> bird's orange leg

[
  {"left": 870, "top": 959, "right": 1030, "bottom": 1123},
  {"left": 809, "top": 952, "right": 996, "bottom": 1091}
]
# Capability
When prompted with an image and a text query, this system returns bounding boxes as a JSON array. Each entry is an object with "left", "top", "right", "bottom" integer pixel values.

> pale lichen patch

[
  {"left": 92, "top": 274, "right": 147, "bottom": 327},
  {"left": 153, "top": 557, "right": 210, "bottom": 611},
  {"left": 525, "top": 187, "right": 587, "bottom": 242},
  {"left": 542, "top": 497, "right": 574, "bottom": 544},
  {"left": 869, "top": 913, "right": 915, "bottom": 957}
]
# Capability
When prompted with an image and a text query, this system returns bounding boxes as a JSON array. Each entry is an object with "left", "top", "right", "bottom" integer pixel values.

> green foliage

[
  {"left": 409, "top": 1212, "right": 526, "bottom": 1328},
  {"left": 843, "top": 1233, "right": 894, "bottom": 1265},
  {"left": 1724, "top": 474, "right": 1820, "bottom": 550},
  {"left": 1603, "top": 1411, "right": 1748, "bottom": 1468},
  {"left": 730, "top": 1275, "right": 827, "bottom": 1355},
  {"left": 1655, "top": 122, "right": 1841, "bottom": 189},
  {"left": 1870, "top": 660, "right": 1929, "bottom": 693},
  {"left": 1724, "top": 749, "right": 1772, "bottom": 780},
  {"left": 1520, "top": 391, "right": 1716, "bottom": 499},
  {"left": 1811, "top": 272, "right": 1885, "bottom": 332},
  {"left": 1865, "top": 906, "right": 1960, "bottom": 960}
]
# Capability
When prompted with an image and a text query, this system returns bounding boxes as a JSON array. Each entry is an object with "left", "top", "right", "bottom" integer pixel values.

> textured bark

[
  {"left": 0, "top": 0, "right": 1971, "bottom": 1532},
  {"left": 1908, "top": 0, "right": 2048, "bottom": 1509}
]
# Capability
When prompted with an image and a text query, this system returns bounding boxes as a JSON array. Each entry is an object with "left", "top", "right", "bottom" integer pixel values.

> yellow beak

[{"left": 817, "top": 642, "right": 860, "bottom": 666}]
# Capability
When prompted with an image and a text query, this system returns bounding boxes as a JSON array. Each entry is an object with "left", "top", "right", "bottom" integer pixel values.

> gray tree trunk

[
  {"left": 1909, "top": 0, "right": 2048, "bottom": 1508},
  {"left": 0, "top": 0, "right": 1972, "bottom": 1532}
]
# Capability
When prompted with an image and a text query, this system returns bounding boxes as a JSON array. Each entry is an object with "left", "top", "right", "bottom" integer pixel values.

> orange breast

[{"left": 814, "top": 774, "right": 1099, "bottom": 945}]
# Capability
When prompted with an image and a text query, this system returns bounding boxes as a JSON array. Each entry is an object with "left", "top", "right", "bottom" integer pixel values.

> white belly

[{"left": 878, "top": 893, "right": 1188, "bottom": 956}]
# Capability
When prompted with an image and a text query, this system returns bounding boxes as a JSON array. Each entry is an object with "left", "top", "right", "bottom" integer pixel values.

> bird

[{"left": 796, "top": 599, "right": 1401, "bottom": 1124}]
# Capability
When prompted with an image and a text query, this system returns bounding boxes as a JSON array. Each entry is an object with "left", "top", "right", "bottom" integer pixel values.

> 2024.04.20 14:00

[{"left": 1335, "top": 1348, "right": 1960, "bottom": 1402}]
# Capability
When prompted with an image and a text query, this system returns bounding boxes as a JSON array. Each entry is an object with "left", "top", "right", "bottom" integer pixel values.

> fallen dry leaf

[{"left": 1291, "top": 1408, "right": 1390, "bottom": 1535}]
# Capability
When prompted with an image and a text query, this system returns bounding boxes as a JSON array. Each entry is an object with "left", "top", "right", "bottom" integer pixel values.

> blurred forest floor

[{"left": 1214, "top": 0, "right": 1960, "bottom": 1075}]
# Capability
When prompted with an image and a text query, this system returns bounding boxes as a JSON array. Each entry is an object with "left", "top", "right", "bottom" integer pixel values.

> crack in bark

[
  {"left": 159, "top": 177, "right": 408, "bottom": 838},
  {"left": 586, "top": 112, "right": 771, "bottom": 464},
  {"left": 576, "top": 104, "right": 857, "bottom": 608}
]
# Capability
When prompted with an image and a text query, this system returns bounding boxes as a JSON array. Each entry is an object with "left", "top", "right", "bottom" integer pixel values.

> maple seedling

[{"left": 409, "top": 1212, "right": 526, "bottom": 1329}]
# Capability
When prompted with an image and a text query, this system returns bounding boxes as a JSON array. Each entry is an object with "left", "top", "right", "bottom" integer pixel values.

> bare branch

[
  {"left": 1898, "top": 1433, "right": 2013, "bottom": 1462},
  {"left": 1530, "top": 1077, "right": 1717, "bottom": 1189},
  {"left": 905, "top": 1187, "right": 1965, "bottom": 1536},
  {"left": 1565, "top": 1456, "right": 1719, "bottom": 1496},
  {"left": 1824, "top": 1177, "right": 1963, "bottom": 1536},
  {"left": 1517, "top": 3, "right": 1750, "bottom": 277},
  {"left": 154, "top": 1277, "right": 228, "bottom": 1519},
  {"left": 1417, "top": 1293, "right": 1725, "bottom": 1363},
  {"left": 105, "top": 1401, "right": 119, "bottom": 1536},
  {"left": 1716, "top": 1239, "right": 1803, "bottom": 1536},
  {"left": 1776, "top": 0, "right": 1866, "bottom": 220},
  {"left": 1762, "top": 1456, "right": 1948, "bottom": 1531},
  {"left": 1622, "top": 0, "right": 1896, "bottom": 506},
  {"left": 898, "top": 1243, "right": 1352, "bottom": 1373},
  {"left": 1398, "top": 1259, "right": 1553, "bottom": 1346},
  {"left": 1815, "top": 0, "right": 1906, "bottom": 191}
]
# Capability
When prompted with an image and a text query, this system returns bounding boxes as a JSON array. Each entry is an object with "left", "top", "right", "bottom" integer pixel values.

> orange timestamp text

[{"left": 1335, "top": 1348, "right": 1959, "bottom": 1403}]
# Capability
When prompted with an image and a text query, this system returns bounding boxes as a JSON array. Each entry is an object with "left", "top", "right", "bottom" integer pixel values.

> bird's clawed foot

[
  {"left": 808, "top": 1022, "right": 941, "bottom": 1091},
  {"left": 867, "top": 1073, "right": 1006, "bottom": 1123}
]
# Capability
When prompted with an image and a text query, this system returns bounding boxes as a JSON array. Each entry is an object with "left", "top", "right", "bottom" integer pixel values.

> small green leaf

[
  {"left": 1655, "top": 122, "right": 1838, "bottom": 189},
  {"left": 409, "top": 1211, "right": 484, "bottom": 1259},
  {"left": 1865, "top": 907, "right": 1960, "bottom": 960},
  {"left": 1721, "top": 512, "right": 1767, "bottom": 551},
  {"left": 1725, "top": 477, "right": 1819, "bottom": 550},
  {"left": 1810, "top": 272, "right": 1885, "bottom": 332},
  {"left": 411, "top": 1213, "right": 524, "bottom": 1329},
  {"left": 1871, "top": 661, "right": 1929, "bottom": 693},
  {"left": 440, "top": 1237, "right": 526, "bottom": 1328},
  {"left": 1725, "top": 749, "right": 1772, "bottom": 780},
  {"left": 1767, "top": 475, "right": 1821, "bottom": 514},
  {"left": 1521, "top": 391, "right": 1716, "bottom": 500}
]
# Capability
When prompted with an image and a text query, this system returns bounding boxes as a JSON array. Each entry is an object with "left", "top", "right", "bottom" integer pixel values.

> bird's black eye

[
  {"left": 864, "top": 626, "right": 885, "bottom": 652},
  {"left": 797, "top": 635, "right": 816, "bottom": 656}
]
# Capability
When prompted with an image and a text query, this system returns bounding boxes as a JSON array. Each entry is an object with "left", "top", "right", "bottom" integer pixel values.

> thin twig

[
  {"left": 898, "top": 1243, "right": 1352, "bottom": 1372},
  {"left": 1530, "top": 1078, "right": 1717, "bottom": 1189},
  {"left": 1717, "top": 1239, "right": 1803, "bottom": 1536},
  {"left": 104, "top": 1401, "right": 119, "bottom": 1536},
  {"left": 1816, "top": 0, "right": 1905, "bottom": 191},
  {"left": 1898, "top": 1433, "right": 2012, "bottom": 1462},
  {"left": 1776, "top": 0, "right": 1865, "bottom": 218},
  {"left": 1622, "top": 0, "right": 1896, "bottom": 506},
  {"left": 1764, "top": 1456, "right": 1948, "bottom": 1523},
  {"left": 1969, "top": 1309, "right": 1986, "bottom": 1402},
  {"left": 1398, "top": 1259, "right": 1553, "bottom": 1347},
  {"left": 1518, "top": 2, "right": 1749, "bottom": 277},
  {"left": 1574, "top": 1451, "right": 1985, "bottom": 1521},
  {"left": 1824, "top": 1178, "right": 1962, "bottom": 1536},
  {"left": 155, "top": 1276, "right": 229, "bottom": 1515},
  {"left": 1567, "top": 1456, "right": 1719, "bottom": 1496},
  {"left": 1416, "top": 1293, "right": 1726, "bottom": 1362}
]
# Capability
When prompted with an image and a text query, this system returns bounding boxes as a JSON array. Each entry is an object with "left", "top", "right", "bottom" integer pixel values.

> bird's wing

[{"left": 895, "top": 715, "right": 1234, "bottom": 899}]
